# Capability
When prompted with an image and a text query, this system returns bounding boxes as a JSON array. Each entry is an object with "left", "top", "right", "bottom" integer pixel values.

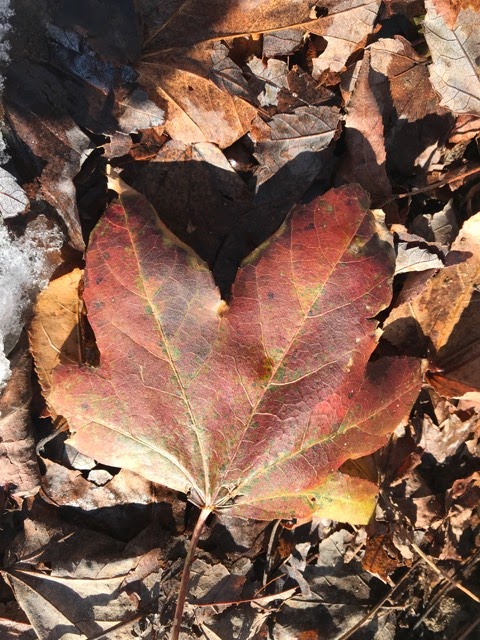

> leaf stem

[{"left": 170, "top": 506, "right": 212, "bottom": 640}]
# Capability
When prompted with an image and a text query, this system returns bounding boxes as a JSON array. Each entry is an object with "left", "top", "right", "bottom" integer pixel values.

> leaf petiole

[{"left": 171, "top": 506, "right": 213, "bottom": 640}]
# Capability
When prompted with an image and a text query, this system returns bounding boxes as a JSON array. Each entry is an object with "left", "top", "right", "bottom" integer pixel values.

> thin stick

[
  {"left": 455, "top": 614, "right": 480, "bottom": 640},
  {"left": 336, "top": 562, "right": 418, "bottom": 640},
  {"left": 413, "top": 547, "right": 480, "bottom": 629},
  {"left": 379, "top": 164, "right": 480, "bottom": 206},
  {"left": 171, "top": 506, "right": 212, "bottom": 640},
  {"left": 263, "top": 520, "right": 282, "bottom": 587},
  {"left": 411, "top": 543, "right": 480, "bottom": 604}
]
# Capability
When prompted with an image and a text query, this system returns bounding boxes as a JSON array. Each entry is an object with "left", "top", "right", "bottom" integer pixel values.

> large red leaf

[{"left": 49, "top": 181, "right": 421, "bottom": 524}]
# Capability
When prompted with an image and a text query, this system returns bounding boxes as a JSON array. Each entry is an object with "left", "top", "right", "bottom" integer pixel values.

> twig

[
  {"left": 411, "top": 543, "right": 480, "bottom": 604},
  {"left": 455, "top": 613, "right": 480, "bottom": 640},
  {"left": 263, "top": 520, "right": 282, "bottom": 587},
  {"left": 335, "top": 562, "right": 418, "bottom": 640},
  {"left": 379, "top": 164, "right": 480, "bottom": 206},
  {"left": 413, "top": 547, "right": 480, "bottom": 629}
]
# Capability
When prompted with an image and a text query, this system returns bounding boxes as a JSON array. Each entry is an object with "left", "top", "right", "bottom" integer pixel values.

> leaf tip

[{"left": 106, "top": 164, "right": 131, "bottom": 197}]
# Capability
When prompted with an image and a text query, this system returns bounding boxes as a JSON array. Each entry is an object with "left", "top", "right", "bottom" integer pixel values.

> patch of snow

[{"left": 0, "top": 215, "right": 64, "bottom": 391}]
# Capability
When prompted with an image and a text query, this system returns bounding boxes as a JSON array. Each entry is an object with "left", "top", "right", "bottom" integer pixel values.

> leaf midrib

[
  {"left": 218, "top": 205, "right": 373, "bottom": 499},
  {"left": 118, "top": 197, "right": 212, "bottom": 503}
]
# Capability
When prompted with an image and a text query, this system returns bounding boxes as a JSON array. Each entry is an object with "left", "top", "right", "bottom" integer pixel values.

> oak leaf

[{"left": 47, "top": 180, "right": 421, "bottom": 525}]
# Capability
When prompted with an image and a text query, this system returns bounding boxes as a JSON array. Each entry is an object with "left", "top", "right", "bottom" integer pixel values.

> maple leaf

[
  {"left": 47, "top": 178, "right": 421, "bottom": 527},
  {"left": 33, "top": 177, "right": 424, "bottom": 640}
]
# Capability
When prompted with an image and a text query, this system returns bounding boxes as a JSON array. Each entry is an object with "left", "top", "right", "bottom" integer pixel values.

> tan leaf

[
  {"left": 139, "top": 49, "right": 257, "bottom": 148},
  {"left": 424, "top": 0, "right": 480, "bottom": 116},
  {"left": 29, "top": 269, "right": 83, "bottom": 401},
  {"left": 383, "top": 213, "right": 480, "bottom": 398}
]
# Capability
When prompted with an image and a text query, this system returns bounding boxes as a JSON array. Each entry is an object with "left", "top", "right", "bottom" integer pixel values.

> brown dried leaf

[
  {"left": 383, "top": 213, "right": 480, "bottom": 357},
  {"left": 139, "top": 0, "right": 381, "bottom": 146},
  {"left": 424, "top": 0, "right": 480, "bottom": 116},
  {"left": 393, "top": 229, "right": 445, "bottom": 275},
  {"left": 142, "top": 0, "right": 375, "bottom": 52},
  {"left": 263, "top": 29, "right": 304, "bottom": 57},
  {"left": 369, "top": 36, "right": 454, "bottom": 184},
  {"left": 311, "top": 0, "right": 381, "bottom": 76},
  {"left": 29, "top": 269, "right": 83, "bottom": 400},
  {"left": 336, "top": 49, "right": 392, "bottom": 206},
  {"left": 0, "top": 169, "right": 29, "bottom": 220},
  {"left": 0, "top": 340, "right": 40, "bottom": 496},
  {"left": 5, "top": 66, "right": 90, "bottom": 251},
  {"left": 139, "top": 48, "right": 257, "bottom": 148}
]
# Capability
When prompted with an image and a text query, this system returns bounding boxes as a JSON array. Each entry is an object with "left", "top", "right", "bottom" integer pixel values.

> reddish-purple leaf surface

[{"left": 49, "top": 181, "right": 421, "bottom": 524}]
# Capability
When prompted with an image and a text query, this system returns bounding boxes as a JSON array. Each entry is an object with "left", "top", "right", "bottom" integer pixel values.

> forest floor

[{"left": 0, "top": 1, "right": 479, "bottom": 639}]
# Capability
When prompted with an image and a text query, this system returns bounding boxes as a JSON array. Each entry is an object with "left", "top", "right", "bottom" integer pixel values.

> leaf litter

[{"left": 1, "top": 0, "right": 480, "bottom": 638}]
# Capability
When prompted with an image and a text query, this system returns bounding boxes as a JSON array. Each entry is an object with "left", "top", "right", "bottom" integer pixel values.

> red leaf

[{"left": 49, "top": 180, "right": 421, "bottom": 523}]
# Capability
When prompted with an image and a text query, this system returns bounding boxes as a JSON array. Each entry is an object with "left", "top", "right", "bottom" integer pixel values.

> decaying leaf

[
  {"left": 368, "top": 36, "right": 454, "bottom": 187},
  {"left": 410, "top": 201, "right": 460, "bottom": 247},
  {"left": 336, "top": 49, "right": 392, "bottom": 207},
  {"left": 274, "top": 529, "right": 396, "bottom": 640},
  {"left": 142, "top": 0, "right": 377, "bottom": 54},
  {"left": 383, "top": 213, "right": 480, "bottom": 393},
  {"left": 393, "top": 228, "right": 445, "bottom": 275},
  {"left": 2, "top": 500, "right": 158, "bottom": 640},
  {"left": 424, "top": 0, "right": 480, "bottom": 116},
  {"left": 165, "top": 0, "right": 381, "bottom": 80},
  {"left": 5, "top": 65, "right": 91, "bottom": 251},
  {"left": 0, "top": 338, "right": 40, "bottom": 497},
  {"left": 139, "top": 50, "right": 257, "bottom": 148},
  {"left": 0, "top": 168, "right": 29, "bottom": 220},
  {"left": 429, "top": 291, "right": 480, "bottom": 399},
  {"left": 311, "top": 0, "right": 381, "bottom": 77},
  {"left": 40, "top": 178, "right": 422, "bottom": 527},
  {"left": 139, "top": 0, "right": 380, "bottom": 147}
]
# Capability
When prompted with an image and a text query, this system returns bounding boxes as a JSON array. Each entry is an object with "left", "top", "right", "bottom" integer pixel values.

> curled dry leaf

[
  {"left": 41, "top": 178, "right": 422, "bottom": 526},
  {"left": 336, "top": 49, "right": 392, "bottom": 207},
  {"left": 384, "top": 213, "right": 480, "bottom": 398}
]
